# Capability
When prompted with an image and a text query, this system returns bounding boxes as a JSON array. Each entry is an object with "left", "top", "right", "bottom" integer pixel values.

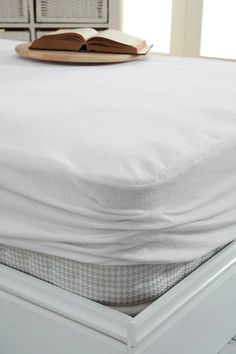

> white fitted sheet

[{"left": 0, "top": 39, "right": 236, "bottom": 265}]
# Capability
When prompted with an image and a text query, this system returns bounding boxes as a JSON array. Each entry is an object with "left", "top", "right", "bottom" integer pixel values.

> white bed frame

[{"left": 0, "top": 241, "right": 235, "bottom": 354}]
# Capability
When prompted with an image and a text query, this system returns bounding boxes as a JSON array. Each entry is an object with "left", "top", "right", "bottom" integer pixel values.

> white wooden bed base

[{"left": 0, "top": 241, "right": 235, "bottom": 354}]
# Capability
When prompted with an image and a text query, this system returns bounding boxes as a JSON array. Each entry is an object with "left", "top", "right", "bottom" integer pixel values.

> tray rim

[{"left": 15, "top": 42, "right": 145, "bottom": 64}]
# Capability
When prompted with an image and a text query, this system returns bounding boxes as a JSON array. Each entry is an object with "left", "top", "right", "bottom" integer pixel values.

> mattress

[
  {"left": 0, "top": 243, "right": 221, "bottom": 312},
  {"left": 0, "top": 39, "right": 236, "bottom": 265}
]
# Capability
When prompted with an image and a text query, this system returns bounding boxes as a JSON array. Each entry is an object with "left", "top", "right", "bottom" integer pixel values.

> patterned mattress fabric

[{"left": 0, "top": 244, "right": 222, "bottom": 307}]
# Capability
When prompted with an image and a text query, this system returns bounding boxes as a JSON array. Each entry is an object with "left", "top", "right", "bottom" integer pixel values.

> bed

[{"left": 0, "top": 39, "right": 236, "bottom": 353}]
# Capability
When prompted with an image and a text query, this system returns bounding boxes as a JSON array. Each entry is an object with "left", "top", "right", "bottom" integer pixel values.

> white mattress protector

[{"left": 0, "top": 39, "right": 236, "bottom": 265}]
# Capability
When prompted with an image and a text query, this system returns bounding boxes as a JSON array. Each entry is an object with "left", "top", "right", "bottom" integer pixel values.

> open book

[{"left": 30, "top": 28, "right": 152, "bottom": 55}]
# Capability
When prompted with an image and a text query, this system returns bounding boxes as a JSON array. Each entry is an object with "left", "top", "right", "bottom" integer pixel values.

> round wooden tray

[{"left": 15, "top": 43, "right": 144, "bottom": 64}]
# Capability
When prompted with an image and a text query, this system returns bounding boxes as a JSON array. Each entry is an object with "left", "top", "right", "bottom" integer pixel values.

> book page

[
  {"left": 92, "top": 30, "right": 145, "bottom": 48},
  {"left": 46, "top": 28, "right": 98, "bottom": 41}
]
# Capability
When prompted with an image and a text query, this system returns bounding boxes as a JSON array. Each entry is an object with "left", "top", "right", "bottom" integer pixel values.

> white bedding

[{"left": 0, "top": 39, "right": 236, "bottom": 265}]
